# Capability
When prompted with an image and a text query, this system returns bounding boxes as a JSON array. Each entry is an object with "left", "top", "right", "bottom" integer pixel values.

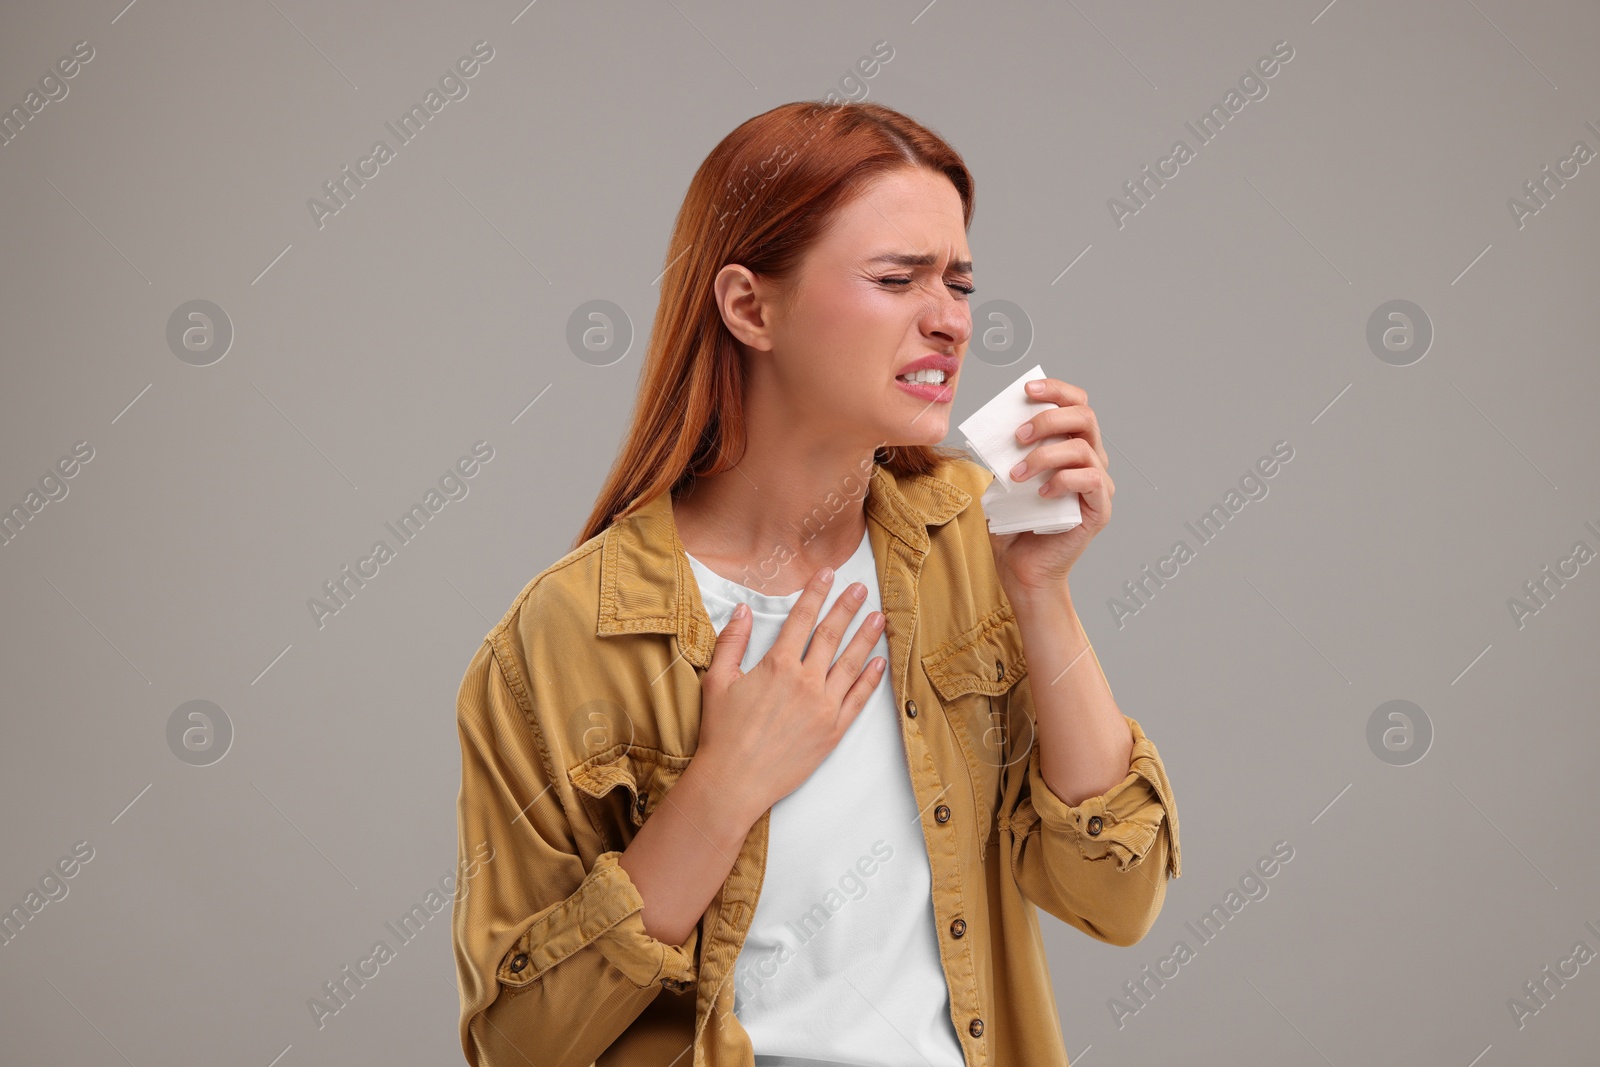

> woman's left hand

[{"left": 987, "top": 376, "right": 1114, "bottom": 598}]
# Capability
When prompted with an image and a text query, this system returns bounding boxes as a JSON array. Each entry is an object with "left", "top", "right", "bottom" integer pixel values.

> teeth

[{"left": 898, "top": 369, "right": 948, "bottom": 384}]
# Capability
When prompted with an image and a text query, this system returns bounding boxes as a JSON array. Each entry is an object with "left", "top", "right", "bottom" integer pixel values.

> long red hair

[{"left": 573, "top": 100, "right": 976, "bottom": 549}]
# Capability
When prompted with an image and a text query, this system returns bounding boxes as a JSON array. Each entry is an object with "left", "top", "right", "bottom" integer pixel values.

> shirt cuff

[{"left": 1024, "top": 714, "right": 1181, "bottom": 876}]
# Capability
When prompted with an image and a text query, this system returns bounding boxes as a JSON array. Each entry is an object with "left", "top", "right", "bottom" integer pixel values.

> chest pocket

[
  {"left": 567, "top": 745, "right": 693, "bottom": 846},
  {"left": 921, "top": 606, "right": 1028, "bottom": 859}
]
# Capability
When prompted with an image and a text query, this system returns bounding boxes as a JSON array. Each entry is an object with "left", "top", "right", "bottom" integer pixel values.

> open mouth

[{"left": 895, "top": 370, "right": 949, "bottom": 385}]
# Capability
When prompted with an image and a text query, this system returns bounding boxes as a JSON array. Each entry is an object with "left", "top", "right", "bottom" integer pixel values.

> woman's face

[{"left": 745, "top": 166, "right": 974, "bottom": 453}]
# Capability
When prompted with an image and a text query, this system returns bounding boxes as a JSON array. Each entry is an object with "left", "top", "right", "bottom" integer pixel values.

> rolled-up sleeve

[
  {"left": 1003, "top": 714, "right": 1181, "bottom": 947},
  {"left": 498, "top": 849, "right": 700, "bottom": 992},
  {"left": 452, "top": 638, "right": 698, "bottom": 1067}
]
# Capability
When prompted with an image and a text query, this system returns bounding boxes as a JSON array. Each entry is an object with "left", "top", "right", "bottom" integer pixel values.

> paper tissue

[{"left": 957, "top": 363, "right": 1084, "bottom": 535}]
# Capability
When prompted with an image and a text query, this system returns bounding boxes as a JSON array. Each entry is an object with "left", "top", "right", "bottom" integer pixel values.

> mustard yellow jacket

[{"left": 452, "top": 454, "right": 1182, "bottom": 1067}]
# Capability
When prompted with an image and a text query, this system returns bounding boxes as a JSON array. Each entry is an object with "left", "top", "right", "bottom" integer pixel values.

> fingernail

[
  {"left": 820, "top": 566, "right": 833, "bottom": 582},
  {"left": 1027, "top": 381, "right": 1044, "bottom": 394},
  {"left": 734, "top": 602, "right": 748, "bottom": 619},
  {"left": 1010, "top": 460, "right": 1027, "bottom": 479},
  {"left": 1016, "top": 423, "right": 1033, "bottom": 441}
]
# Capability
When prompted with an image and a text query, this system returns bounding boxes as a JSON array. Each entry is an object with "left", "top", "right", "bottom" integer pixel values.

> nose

[{"left": 924, "top": 290, "right": 971, "bottom": 350}]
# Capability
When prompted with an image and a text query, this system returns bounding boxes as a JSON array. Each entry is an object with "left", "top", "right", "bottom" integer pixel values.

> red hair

[{"left": 573, "top": 100, "right": 976, "bottom": 549}]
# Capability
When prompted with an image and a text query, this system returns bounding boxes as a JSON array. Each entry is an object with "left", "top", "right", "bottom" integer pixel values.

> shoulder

[
  {"left": 495, "top": 534, "right": 604, "bottom": 636},
  {"left": 476, "top": 533, "right": 608, "bottom": 688}
]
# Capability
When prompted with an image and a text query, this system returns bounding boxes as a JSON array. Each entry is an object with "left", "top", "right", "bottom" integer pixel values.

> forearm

[
  {"left": 617, "top": 760, "right": 760, "bottom": 946},
  {"left": 1007, "top": 581, "right": 1134, "bottom": 807}
]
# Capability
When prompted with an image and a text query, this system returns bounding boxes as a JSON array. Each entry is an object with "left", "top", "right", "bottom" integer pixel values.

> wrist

[
  {"left": 678, "top": 757, "right": 764, "bottom": 844},
  {"left": 1003, "top": 577, "right": 1075, "bottom": 618}
]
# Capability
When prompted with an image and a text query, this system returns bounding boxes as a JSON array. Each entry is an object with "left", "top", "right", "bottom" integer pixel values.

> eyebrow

[{"left": 867, "top": 252, "right": 974, "bottom": 273}]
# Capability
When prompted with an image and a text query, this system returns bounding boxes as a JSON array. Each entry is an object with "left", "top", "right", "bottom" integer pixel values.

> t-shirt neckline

[{"left": 683, "top": 526, "right": 872, "bottom": 617}]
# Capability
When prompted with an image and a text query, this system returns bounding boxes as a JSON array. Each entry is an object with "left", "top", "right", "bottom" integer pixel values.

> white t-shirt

[{"left": 683, "top": 526, "right": 967, "bottom": 1067}]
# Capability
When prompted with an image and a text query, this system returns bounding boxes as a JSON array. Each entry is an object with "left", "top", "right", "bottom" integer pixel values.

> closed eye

[{"left": 879, "top": 276, "right": 976, "bottom": 296}]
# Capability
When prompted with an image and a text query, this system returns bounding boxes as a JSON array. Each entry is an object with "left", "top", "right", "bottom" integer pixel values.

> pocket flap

[
  {"left": 568, "top": 745, "right": 693, "bottom": 827},
  {"left": 921, "top": 605, "right": 1028, "bottom": 700}
]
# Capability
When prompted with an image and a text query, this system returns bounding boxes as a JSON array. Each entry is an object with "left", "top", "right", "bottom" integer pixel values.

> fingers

[
  {"left": 769, "top": 565, "right": 838, "bottom": 661},
  {"left": 1009, "top": 436, "right": 1097, "bottom": 484},
  {"left": 1015, "top": 403, "right": 1086, "bottom": 445},
  {"left": 835, "top": 653, "right": 888, "bottom": 731},
  {"left": 801, "top": 579, "right": 871, "bottom": 671},
  {"left": 1024, "top": 377, "right": 1087, "bottom": 406},
  {"left": 708, "top": 602, "right": 752, "bottom": 682},
  {"left": 1016, "top": 396, "right": 1106, "bottom": 469},
  {"left": 825, "top": 605, "right": 886, "bottom": 703}
]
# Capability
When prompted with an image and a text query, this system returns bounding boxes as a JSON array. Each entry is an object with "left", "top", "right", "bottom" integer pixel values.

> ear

[{"left": 714, "top": 263, "right": 780, "bottom": 352}]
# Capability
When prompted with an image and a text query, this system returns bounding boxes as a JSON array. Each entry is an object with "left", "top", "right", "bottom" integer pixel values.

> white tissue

[{"left": 957, "top": 363, "right": 1083, "bottom": 535}]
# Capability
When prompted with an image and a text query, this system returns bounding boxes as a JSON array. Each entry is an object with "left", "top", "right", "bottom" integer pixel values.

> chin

[{"left": 894, "top": 417, "right": 949, "bottom": 447}]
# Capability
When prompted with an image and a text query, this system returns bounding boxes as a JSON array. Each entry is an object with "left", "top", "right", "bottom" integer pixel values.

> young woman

[{"left": 452, "top": 100, "right": 1181, "bottom": 1067}]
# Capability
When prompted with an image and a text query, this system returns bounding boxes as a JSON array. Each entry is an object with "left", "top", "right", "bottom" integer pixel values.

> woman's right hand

[{"left": 694, "top": 566, "right": 888, "bottom": 820}]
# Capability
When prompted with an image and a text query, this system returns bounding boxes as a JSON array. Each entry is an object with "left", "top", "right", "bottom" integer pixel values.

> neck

[{"left": 671, "top": 432, "right": 880, "bottom": 597}]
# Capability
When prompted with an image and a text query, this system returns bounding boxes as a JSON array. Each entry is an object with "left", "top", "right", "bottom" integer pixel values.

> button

[
  {"left": 663, "top": 978, "right": 692, "bottom": 993},
  {"left": 969, "top": 1018, "right": 984, "bottom": 1038},
  {"left": 996, "top": 660, "right": 1005, "bottom": 681},
  {"left": 950, "top": 918, "right": 966, "bottom": 939},
  {"left": 934, "top": 804, "right": 951, "bottom": 824},
  {"left": 509, "top": 953, "right": 528, "bottom": 973},
  {"left": 1087, "top": 815, "right": 1103, "bottom": 836},
  {"left": 636, "top": 792, "right": 649, "bottom": 813},
  {"left": 905, "top": 699, "right": 918, "bottom": 719}
]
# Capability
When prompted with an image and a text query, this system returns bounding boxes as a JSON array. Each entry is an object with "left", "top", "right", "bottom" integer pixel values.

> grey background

[{"left": 2, "top": 0, "right": 1597, "bottom": 1064}]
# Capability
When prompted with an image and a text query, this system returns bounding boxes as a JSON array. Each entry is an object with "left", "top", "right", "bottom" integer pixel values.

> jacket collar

[{"left": 596, "top": 461, "right": 972, "bottom": 667}]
